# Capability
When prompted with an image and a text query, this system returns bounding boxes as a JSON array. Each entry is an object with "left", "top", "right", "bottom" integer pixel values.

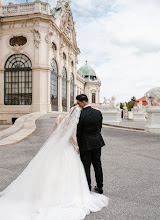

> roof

[
  {"left": 135, "top": 96, "right": 160, "bottom": 106},
  {"left": 51, "top": 7, "right": 62, "bottom": 18},
  {"left": 77, "top": 62, "right": 96, "bottom": 77}
]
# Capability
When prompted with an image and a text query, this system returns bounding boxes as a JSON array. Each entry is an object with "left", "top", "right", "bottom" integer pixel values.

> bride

[{"left": 0, "top": 105, "right": 109, "bottom": 220}]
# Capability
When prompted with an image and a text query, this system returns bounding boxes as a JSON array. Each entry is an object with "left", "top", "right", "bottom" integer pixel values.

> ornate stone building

[{"left": 0, "top": 0, "right": 101, "bottom": 123}]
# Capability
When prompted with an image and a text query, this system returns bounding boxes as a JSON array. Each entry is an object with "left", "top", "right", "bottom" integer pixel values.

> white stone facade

[{"left": 0, "top": 1, "right": 101, "bottom": 123}]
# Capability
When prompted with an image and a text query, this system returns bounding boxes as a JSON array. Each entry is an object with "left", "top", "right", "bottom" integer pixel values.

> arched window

[
  {"left": 62, "top": 67, "right": 67, "bottom": 111},
  {"left": 92, "top": 93, "right": 96, "bottom": 103},
  {"left": 71, "top": 61, "right": 74, "bottom": 67},
  {"left": 52, "top": 42, "right": 57, "bottom": 51},
  {"left": 51, "top": 59, "right": 58, "bottom": 111},
  {"left": 4, "top": 54, "right": 32, "bottom": 105},
  {"left": 70, "top": 73, "right": 74, "bottom": 106},
  {"left": 63, "top": 53, "right": 66, "bottom": 60}
]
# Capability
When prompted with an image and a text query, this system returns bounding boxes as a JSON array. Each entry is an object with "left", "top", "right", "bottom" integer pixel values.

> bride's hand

[{"left": 77, "top": 149, "right": 80, "bottom": 154}]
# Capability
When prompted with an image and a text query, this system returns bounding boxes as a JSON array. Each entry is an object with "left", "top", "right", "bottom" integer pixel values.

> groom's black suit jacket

[{"left": 76, "top": 106, "right": 105, "bottom": 151}]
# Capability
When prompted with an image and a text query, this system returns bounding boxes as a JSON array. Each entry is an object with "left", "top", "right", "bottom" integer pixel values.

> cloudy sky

[{"left": 5, "top": 0, "right": 160, "bottom": 102}]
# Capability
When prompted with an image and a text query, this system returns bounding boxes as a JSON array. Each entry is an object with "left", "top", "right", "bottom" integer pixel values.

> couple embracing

[{"left": 0, "top": 94, "right": 109, "bottom": 220}]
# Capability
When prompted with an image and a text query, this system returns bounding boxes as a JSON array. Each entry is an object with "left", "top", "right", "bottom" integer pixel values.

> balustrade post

[{"left": 34, "top": 0, "right": 41, "bottom": 13}]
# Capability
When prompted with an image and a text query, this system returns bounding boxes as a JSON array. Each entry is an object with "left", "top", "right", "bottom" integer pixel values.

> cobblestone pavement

[{"left": 0, "top": 115, "right": 160, "bottom": 220}]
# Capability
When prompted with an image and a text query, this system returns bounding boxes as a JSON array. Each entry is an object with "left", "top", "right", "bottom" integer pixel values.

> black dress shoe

[{"left": 94, "top": 186, "right": 103, "bottom": 194}]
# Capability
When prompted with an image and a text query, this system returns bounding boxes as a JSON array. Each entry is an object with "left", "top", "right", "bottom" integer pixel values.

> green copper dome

[{"left": 78, "top": 62, "right": 96, "bottom": 77}]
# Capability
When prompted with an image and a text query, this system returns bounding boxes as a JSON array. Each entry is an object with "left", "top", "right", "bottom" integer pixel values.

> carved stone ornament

[
  {"left": 53, "top": 50, "right": 57, "bottom": 59},
  {"left": 56, "top": 0, "right": 63, "bottom": 9},
  {"left": 45, "top": 31, "right": 53, "bottom": 44},
  {"left": 68, "top": 52, "right": 72, "bottom": 62},
  {"left": 30, "top": 29, "right": 41, "bottom": 48},
  {"left": 60, "top": 1, "right": 73, "bottom": 40},
  {"left": 60, "top": 43, "right": 65, "bottom": 57},
  {"left": 12, "top": 44, "right": 24, "bottom": 54}
]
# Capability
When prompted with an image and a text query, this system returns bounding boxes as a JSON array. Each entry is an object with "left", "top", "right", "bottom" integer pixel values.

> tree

[
  {"left": 131, "top": 96, "right": 136, "bottom": 101},
  {"left": 127, "top": 100, "right": 134, "bottom": 111},
  {"left": 120, "top": 103, "right": 123, "bottom": 109}
]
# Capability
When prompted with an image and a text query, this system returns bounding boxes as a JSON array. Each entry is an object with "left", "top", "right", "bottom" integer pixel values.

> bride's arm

[
  {"left": 70, "top": 127, "right": 80, "bottom": 154},
  {"left": 70, "top": 136, "right": 80, "bottom": 154},
  {"left": 52, "top": 115, "right": 60, "bottom": 131},
  {"left": 52, "top": 121, "right": 57, "bottom": 131}
]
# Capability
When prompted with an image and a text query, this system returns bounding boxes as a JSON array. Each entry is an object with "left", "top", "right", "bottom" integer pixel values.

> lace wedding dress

[{"left": 0, "top": 106, "right": 109, "bottom": 220}]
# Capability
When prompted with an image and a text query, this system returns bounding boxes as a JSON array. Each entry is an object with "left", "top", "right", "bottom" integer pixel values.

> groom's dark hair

[{"left": 76, "top": 94, "right": 88, "bottom": 102}]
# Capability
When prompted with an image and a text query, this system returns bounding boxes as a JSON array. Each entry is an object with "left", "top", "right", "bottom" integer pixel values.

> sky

[{"left": 5, "top": 0, "right": 160, "bottom": 103}]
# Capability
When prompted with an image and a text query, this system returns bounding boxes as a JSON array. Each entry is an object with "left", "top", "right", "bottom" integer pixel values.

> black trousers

[{"left": 80, "top": 148, "right": 103, "bottom": 190}]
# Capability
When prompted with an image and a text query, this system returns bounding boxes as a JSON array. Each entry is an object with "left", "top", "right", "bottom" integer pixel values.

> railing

[{"left": 0, "top": 1, "right": 51, "bottom": 17}]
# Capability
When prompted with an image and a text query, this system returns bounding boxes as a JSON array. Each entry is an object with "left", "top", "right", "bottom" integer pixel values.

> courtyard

[{"left": 0, "top": 115, "right": 160, "bottom": 220}]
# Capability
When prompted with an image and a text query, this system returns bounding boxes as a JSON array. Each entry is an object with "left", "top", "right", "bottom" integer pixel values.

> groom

[{"left": 76, "top": 94, "right": 105, "bottom": 194}]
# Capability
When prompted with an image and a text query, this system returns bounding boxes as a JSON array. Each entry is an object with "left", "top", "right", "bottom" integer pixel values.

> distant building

[
  {"left": 135, "top": 96, "right": 160, "bottom": 106},
  {"left": 0, "top": 0, "right": 101, "bottom": 123},
  {"left": 77, "top": 61, "right": 101, "bottom": 109}
]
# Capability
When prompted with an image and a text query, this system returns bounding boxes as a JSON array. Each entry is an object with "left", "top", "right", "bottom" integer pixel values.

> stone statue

[
  {"left": 100, "top": 96, "right": 117, "bottom": 110},
  {"left": 137, "top": 100, "right": 143, "bottom": 110},
  {"left": 30, "top": 29, "right": 41, "bottom": 48},
  {"left": 146, "top": 87, "right": 160, "bottom": 106},
  {"left": 60, "top": 1, "right": 73, "bottom": 39},
  {"left": 116, "top": 102, "right": 120, "bottom": 110},
  {"left": 100, "top": 96, "right": 122, "bottom": 124}
]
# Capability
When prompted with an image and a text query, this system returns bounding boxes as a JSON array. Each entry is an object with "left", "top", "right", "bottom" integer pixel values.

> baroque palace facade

[{"left": 0, "top": 0, "right": 101, "bottom": 123}]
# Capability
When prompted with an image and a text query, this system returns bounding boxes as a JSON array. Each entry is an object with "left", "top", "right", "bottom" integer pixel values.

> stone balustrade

[{"left": 0, "top": 1, "right": 51, "bottom": 17}]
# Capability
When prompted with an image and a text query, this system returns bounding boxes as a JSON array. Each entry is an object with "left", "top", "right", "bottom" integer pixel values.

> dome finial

[{"left": 85, "top": 60, "right": 87, "bottom": 65}]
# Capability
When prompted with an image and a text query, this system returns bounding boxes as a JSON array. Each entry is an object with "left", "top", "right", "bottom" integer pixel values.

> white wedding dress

[{"left": 0, "top": 106, "right": 109, "bottom": 220}]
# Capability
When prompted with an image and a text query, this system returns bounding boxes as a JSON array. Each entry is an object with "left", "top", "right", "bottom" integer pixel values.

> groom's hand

[{"left": 77, "top": 149, "right": 80, "bottom": 154}]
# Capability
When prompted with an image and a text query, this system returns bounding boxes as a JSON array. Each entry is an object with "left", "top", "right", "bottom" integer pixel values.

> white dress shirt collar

[{"left": 83, "top": 104, "right": 91, "bottom": 109}]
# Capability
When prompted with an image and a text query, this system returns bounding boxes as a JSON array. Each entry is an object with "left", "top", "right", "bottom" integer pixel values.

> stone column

[
  {"left": 58, "top": 74, "right": 62, "bottom": 112},
  {"left": 88, "top": 88, "right": 91, "bottom": 105},
  {"left": 67, "top": 79, "right": 70, "bottom": 112},
  {"left": 0, "top": 69, "right": 4, "bottom": 106},
  {"left": 32, "top": 68, "right": 41, "bottom": 112},
  {"left": 47, "top": 68, "right": 51, "bottom": 112},
  {"left": 74, "top": 83, "right": 77, "bottom": 103}
]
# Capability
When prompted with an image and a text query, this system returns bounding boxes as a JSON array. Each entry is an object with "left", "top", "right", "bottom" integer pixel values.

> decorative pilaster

[
  {"left": 74, "top": 83, "right": 77, "bottom": 102},
  {"left": 0, "top": 69, "right": 4, "bottom": 106},
  {"left": 58, "top": 74, "right": 63, "bottom": 112},
  {"left": 67, "top": 79, "right": 70, "bottom": 112},
  {"left": 47, "top": 69, "right": 51, "bottom": 112}
]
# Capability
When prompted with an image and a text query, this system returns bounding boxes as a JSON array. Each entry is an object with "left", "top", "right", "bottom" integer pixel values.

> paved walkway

[
  {"left": 0, "top": 125, "right": 11, "bottom": 131},
  {"left": 0, "top": 115, "right": 160, "bottom": 220},
  {"left": 119, "top": 120, "right": 147, "bottom": 129}
]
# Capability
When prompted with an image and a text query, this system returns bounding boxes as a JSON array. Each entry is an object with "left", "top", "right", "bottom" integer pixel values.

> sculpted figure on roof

[{"left": 60, "top": 1, "right": 74, "bottom": 40}]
